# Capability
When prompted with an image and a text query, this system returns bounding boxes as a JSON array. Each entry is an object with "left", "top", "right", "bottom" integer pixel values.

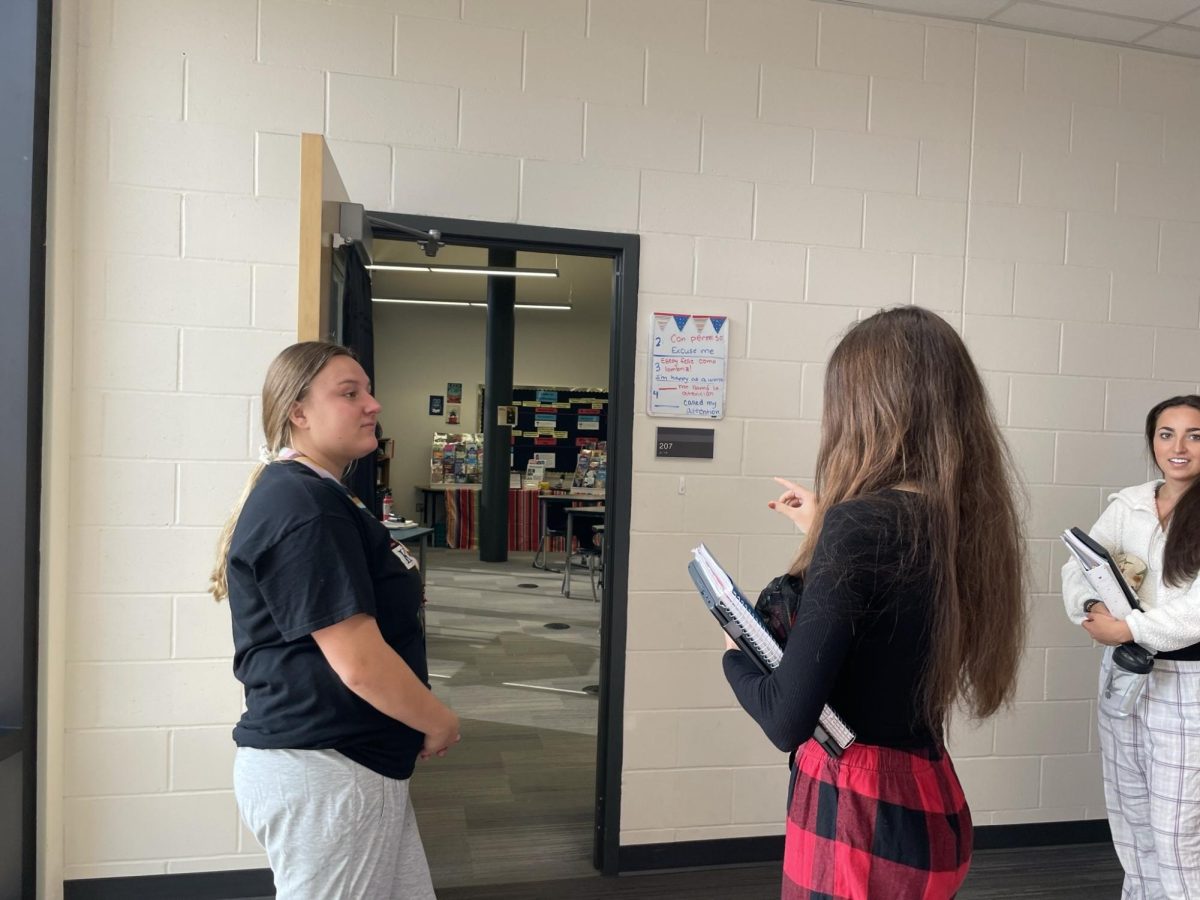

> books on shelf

[
  {"left": 687, "top": 543, "right": 855, "bottom": 757},
  {"left": 430, "top": 432, "right": 483, "bottom": 485},
  {"left": 571, "top": 445, "right": 606, "bottom": 491}
]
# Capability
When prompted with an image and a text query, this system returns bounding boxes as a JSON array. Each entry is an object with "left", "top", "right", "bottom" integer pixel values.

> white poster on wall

[{"left": 648, "top": 313, "right": 727, "bottom": 419}]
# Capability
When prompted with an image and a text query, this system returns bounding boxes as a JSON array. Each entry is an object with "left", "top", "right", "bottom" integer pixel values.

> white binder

[
  {"left": 688, "top": 543, "right": 855, "bottom": 756},
  {"left": 1061, "top": 527, "right": 1141, "bottom": 620}
]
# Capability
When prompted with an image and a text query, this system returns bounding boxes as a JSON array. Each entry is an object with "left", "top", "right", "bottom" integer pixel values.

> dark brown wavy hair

[
  {"left": 792, "top": 306, "right": 1026, "bottom": 731},
  {"left": 1145, "top": 395, "right": 1200, "bottom": 588}
]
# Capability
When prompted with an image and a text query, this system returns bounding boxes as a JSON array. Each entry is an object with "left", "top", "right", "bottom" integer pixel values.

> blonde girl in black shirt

[{"left": 210, "top": 341, "right": 458, "bottom": 899}]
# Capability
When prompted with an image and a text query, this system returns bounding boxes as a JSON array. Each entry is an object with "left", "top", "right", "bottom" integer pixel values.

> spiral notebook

[{"left": 688, "top": 543, "right": 855, "bottom": 757}]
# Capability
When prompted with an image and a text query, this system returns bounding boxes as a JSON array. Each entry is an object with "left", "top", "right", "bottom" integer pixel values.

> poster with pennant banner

[{"left": 648, "top": 312, "right": 728, "bottom": 419}]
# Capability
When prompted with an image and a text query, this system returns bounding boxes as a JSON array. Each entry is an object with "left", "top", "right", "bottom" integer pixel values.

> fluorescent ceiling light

[
  {"left": 373, "top": 297, "right": 570, "bottom": 311},
  {"left": 372, "top": 298, "right": 471, "bottom": 307},
  {"left": 367, "top": 263, "right": 559, "bottom": 278}
]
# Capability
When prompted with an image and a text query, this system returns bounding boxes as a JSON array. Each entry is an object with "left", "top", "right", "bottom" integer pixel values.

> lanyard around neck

[{"left": 278, "top": 448, "right": 370, "bottom": 512}]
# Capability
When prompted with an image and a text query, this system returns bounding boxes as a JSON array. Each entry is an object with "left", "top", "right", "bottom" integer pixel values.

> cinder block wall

[{"left": 43, "top": 0, "right": 1200, "bottom": 887}]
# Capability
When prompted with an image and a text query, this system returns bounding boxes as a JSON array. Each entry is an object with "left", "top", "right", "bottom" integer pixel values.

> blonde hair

[
  {"left": 793, "top": 307, "right": 1026, "bottom": 729},
  {"left": 209, "top": 341, "right": 355, "bottom": 600}
]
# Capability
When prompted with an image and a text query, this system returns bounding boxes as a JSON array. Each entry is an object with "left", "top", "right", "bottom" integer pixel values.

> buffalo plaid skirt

[{"left": 783, "top": 738, "right": 972, "bottom": 900}]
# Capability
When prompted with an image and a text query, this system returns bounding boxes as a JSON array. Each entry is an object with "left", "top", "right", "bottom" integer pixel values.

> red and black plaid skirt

[{"left": 783, "top": 738, "right": 972, "bottom": 900}]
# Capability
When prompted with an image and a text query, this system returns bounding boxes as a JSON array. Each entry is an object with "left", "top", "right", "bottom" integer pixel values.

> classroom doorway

[{"left": 365, "top": 212, "right": 637, "bottom": 887}]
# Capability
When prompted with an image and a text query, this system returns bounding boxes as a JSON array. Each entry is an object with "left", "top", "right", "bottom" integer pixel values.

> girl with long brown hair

[
  {"left": 723, "top": 306, "right": 1026, "bottom": 899},
  {"left": 212, "top": 341, "right": 458, "bottom": 900},
  {"left": 1062, "top": 394, "right": 1200, "bottom": 898}
]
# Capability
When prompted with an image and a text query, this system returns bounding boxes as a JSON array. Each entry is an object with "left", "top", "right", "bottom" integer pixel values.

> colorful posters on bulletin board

[
  {"left": 648, "top": 313, "right": 727, "bottom": 419},
  {"left": 505, "top": 385, "right": 608, "bottom": 474}
]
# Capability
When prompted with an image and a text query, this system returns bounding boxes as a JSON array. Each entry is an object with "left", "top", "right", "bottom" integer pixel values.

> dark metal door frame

[
  {"left": 3, "top": 0, "right": 52, "bottom": 896},
  {"left": 367, "top": 212, "right": 638, "bottom": 876}
]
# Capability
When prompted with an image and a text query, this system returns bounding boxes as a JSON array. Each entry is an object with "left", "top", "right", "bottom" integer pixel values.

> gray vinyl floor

[
  {"left": 412, "top": 548, "right": 603, "bottom": 889},
  {"left": 433, "top": 842, "right": 1124, "bottom": 898},
  {"left": 239, "top": 843, "right": 1122, "bottom": 899}
]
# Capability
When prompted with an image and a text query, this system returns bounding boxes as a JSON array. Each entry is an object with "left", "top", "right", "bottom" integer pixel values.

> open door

[
  {"left": 296, "top": 133, "right": 380, "bottom": 512},
  {"left": 298, "top": 133, "right": 350, "bottom": 342},
  {"left": 294, "top": 165, "right": 637, "bottom": 882}
]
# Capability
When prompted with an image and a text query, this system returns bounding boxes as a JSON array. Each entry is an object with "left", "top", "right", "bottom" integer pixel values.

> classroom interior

[{"left": 367, "top": 233, "right": 616, "bottom": 888}]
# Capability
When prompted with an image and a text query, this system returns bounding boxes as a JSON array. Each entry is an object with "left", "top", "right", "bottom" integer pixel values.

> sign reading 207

[{"left": 648, "top": 313, "right": 728, "bottom": 420}]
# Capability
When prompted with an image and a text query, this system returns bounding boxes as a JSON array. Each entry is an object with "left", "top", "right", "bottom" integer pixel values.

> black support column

[{"left": 479, "top": 248, "right": 515, "bottom": 562}]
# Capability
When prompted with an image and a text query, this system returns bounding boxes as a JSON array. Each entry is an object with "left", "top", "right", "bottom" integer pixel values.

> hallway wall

[{"left": 42, "top": 0, "right": 1200, "bottom": 887}]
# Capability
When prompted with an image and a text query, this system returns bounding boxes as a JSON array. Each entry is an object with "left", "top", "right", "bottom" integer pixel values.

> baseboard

[
  {"left": 972, "top": 818, "right": 1112, "bottom": 850},
  {"left": 619, "top": 835, "right": 784, "bottom": 872},
  {"left": 617, "top": 819, "right": 1113, "bottom": 872},
  {"left": 61, "top": 821, "right": 1114, "bottom": 898},
  {"left": 63, "top": 868, "right": 275, "bottom": 900}
]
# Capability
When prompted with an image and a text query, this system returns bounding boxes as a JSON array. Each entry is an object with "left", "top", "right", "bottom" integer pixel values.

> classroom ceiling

[
  {"left": 368, "top": 239, "right": 614, "bottom": 316},
  {"left": 824, "top": 0, "right": 1200, "bottom": 57}
]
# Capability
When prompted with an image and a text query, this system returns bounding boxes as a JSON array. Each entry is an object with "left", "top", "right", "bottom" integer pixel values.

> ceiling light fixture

[
  {"left": 372, "top": 298, "right": 472, "bottom": 307},
  {"left": 373, "top": 298, "right": 570, "bottom": 311},
  {"left": 367, "top": 263, "right": 559, "bottom": 278}
]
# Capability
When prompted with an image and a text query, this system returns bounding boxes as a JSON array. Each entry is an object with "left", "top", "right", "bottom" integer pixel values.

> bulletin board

[
  {"left": 648, "top": 312, "right": 727, "bottom": 418},
  {"left": 506, "top": 385, "right": 608, "bottom": 475}
]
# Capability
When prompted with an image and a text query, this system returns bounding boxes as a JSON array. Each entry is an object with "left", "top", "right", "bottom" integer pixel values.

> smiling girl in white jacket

[{"left": 1062, "top": 394, "right": 1200, "bottom": 900}]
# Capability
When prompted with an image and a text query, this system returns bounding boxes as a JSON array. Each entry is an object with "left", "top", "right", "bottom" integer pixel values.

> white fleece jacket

[{"left": 1062, "top": 480, "right": 1200, "bottom": 653}]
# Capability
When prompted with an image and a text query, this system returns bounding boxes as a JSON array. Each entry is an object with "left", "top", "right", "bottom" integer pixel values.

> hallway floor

[
  {"left": 434, "top": 842, "right": 1124, "bottom": 899},
  {"left": 413, "top": 549, "right": 602, "bottom": 889}
]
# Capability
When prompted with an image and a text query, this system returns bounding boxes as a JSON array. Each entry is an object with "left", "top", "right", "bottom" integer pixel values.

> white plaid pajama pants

[{"left": 1098, "top": 649, "right": 1200, "bottom": 900}]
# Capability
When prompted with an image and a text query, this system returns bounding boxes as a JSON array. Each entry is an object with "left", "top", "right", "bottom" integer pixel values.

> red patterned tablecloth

[{"left": 442, "top": 487, "right": 555, "bottom": 551}]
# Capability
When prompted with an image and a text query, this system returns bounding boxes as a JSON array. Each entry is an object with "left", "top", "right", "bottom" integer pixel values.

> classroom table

[
  {"left": 561, "top": 505, "right": 606, "bottom": 599},
  {"left": 413, "top": 483, "right": 480, "bottom": 541},
  {"left": 534, "top": 491, "right": 605, "bottom": 571},
  {"left": 415, "top": 484, "right": 547, "bottom": 551}
]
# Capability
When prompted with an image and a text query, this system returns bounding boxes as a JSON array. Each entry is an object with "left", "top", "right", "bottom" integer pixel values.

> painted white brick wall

[
  {"left": 47, "top": 0, "right": 1200, "bottom": 880},
  {"left": 521, "top": 159, "right": 641, "bottom": 231}
]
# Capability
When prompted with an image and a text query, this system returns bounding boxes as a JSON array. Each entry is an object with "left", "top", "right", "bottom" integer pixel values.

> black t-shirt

[
  {"left": 724, "top": 490, "right": 939, "bottom": 752},
  {"left": 227, "top": 461, "right": 428, "bottom": 779}
]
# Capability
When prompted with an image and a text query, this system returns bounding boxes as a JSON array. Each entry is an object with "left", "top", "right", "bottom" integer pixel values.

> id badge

[{"left": 390, "top": 540, "right": 418, "bottom": 570}]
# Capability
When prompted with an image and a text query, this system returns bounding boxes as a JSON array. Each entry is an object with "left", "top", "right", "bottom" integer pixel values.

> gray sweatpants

[{"left": 235, "top": 747, "right": 436, "bottom": 900}]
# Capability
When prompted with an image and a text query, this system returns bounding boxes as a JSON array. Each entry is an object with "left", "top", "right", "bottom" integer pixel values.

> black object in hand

[
  {"left": 753, "top": 573, "right": 804, "bottom": 647},
  {"left": 1113, "top": 642, "right": 1155, "bottom": 675}
]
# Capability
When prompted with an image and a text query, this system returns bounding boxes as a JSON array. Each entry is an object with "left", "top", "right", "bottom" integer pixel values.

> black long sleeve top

[{"left": 723, "top": 489, "right": 939, "bottom": 752}]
